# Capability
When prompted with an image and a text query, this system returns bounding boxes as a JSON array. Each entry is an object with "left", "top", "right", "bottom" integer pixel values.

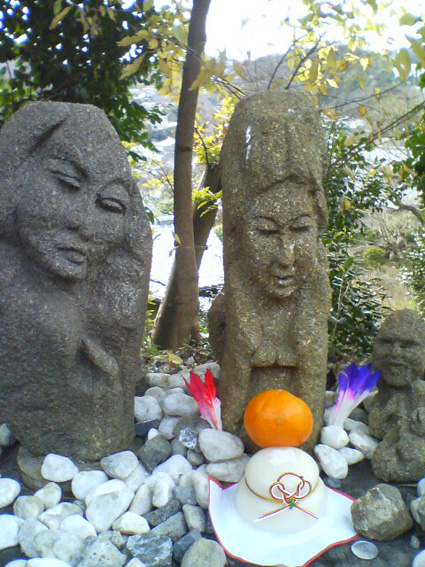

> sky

[{"left": 204, "top": 0, "right": 424, "bottom": 60}]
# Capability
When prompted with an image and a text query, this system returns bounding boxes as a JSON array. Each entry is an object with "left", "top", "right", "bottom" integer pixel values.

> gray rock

[
  {"left": 0, "top": 102, "right": 152, "bottom": 461},
  {"left": 126, "top": 534, "right": 173, "bottom": 567},
  {"left": 186, "top": 449, "right": 205, "bottom": 466},
  {"left": 100, "top": 451, "right": 139, "bottom": 480},
  {"left": 170, "top": 438, "right": 187, "bottom": 456},
  {"left": 134, "top": 397, "right": 163, "bottom": 424},
  {"left": 174, "top": 416, "right": 209, "bottom": 451},
  {"left": 411, "top": 495, "right": 425, "bottom": 529},
  {"left": 193, "top": 362, "right": 220, "bottom": 380},
  {"left": 13, "top": 495, "right": 44, "bottom": 520},
  {"left": 151, "top": 512, "right": 187, "bottom": 542},
  {"left": 146, "top": 373, "right": 170, "bottom": 388},
  {"left": 172, "top": 530, "right": 202, "bottom": 564},
  {"left": 138, "top": 435, "right": 172, "bottom": 473},
  {"left": 19, "top": 518, "right": 49, "bottom": 558},
  {"left": 208, "top": 91, "right": 330, "bottom": 448},
  {"left": 158, "top": 417, "right": 180, "bottom": 441},
  {"left": 78, "top": 536, "right": 127, "bottom": 567},
  {"left": 181, "top": 537, "right": 226, "bottom": 567},
  {"left": 351, "top": 483, "right": 414, "bottom": 540},
  {"left": 174, "top": 486, "right": 197, "bottom": 506},
  {"left": 145, "top": 499, "right": 181, "bottom": 527}
]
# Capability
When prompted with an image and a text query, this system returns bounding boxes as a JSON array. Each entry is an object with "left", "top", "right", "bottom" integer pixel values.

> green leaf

[
  {"left": 50, "top": 5, "right": 73, "bottom": 30},
  {"left": 120, "top": 54, "right": 146, "bottom": 79},
  {"left": 400, "top": 13, "right": 419, "bottom": 26}
]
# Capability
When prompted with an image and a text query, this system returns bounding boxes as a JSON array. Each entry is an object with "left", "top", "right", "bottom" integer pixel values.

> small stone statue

[
  {"left": 209, "top": 92, "right": 331, "bottom": 448},
  {"left": 369, "top": 309, "right": 425, "bottom": 482},
  {"left": 0, "top": 102, "right": 152, "bottom": 462}
]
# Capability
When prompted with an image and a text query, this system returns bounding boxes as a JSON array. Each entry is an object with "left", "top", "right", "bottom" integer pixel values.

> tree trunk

[
  {"left": 152, "top": 0, "right": 211, "bottom": 349},
  {"left": 153, "top": 164, "right": 220, "bottom": 348}
]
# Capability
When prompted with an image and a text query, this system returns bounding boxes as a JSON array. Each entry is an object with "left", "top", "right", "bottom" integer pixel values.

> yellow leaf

[
  {"left": 394, "top": 49, "right": 411, "bottom": 81},
  {"left": 144, "top": 0, "right": 154, "bottom": 10},
  {"left": 345, "top": 134, "right": 355, "bottom": 146},
  {"left": 99, "top": 5, "right": 106, "bottom": 17},
  {"left": 167, "top": 352, "right": 183, "bottom": 365},
  {"left": 189, "top": 68, "right": 212, "bottom": 91},
  {"left": 339, "top": 197, "right": 351, "bottom": 212},
  {"left": 120, "top": 54, "right": 146, "bottom": 79},
  {"left": 327, "top": 78, "right": 338, "bottom": 89},
  {"left": 107, "top": 7, "right": 116, "bottom": 22},
  {"left": 53, "top": 0, "right": 62, "bottom": 16},
  {"left": 374, "top": 87, "right": 381, "bottom": 98},
  {"left": 233, "top": 61, "right": 246, "bottom": 78},
  {"left": 409, "top": 39, "right": 425, "bottom": 66},
  {"left": 309, "top": 57, "right": 320, "bottom": 83},
  {"left": 50, "top": 5, "right": 73, "bottom": 29},
  {"left": 358, "top": 105, "right": 367, "bottom": 116},
  {"left": 326, "top": 50, "right": 337, "bottom": 70},
  {"left": 384, "top": 165, "right": 393, "bottom": 180},
  {"left": 318, "top": 82, "right": 328, "bottom": 96},
  {"left": 323, "top": 108, "right": 337, "bottom": 120},
  {"left": 360, "top": 57, "right": 369, "bottom": 71},
  {"left": 338, "top": 60, "right": 349, "bottom": 72},
  {"left": 173, "top": 233, "right": 181, "bottom": 246},
  {"left": 357, "top": 74, "right": 365, "bottom": 89}
]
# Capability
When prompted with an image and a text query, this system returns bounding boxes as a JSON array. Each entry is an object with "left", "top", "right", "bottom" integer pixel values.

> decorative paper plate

[{"left": 208, "top": 477, "right": 358, "bottom": 567}]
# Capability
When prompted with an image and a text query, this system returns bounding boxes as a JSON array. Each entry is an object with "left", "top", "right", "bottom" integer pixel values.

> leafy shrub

[{"left": 362, "top": 246, "right": 387, "bottom": 269}]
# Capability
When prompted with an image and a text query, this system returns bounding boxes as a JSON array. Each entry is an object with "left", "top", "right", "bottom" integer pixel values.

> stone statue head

[
  {"left": 0, "top": 102, "right": 151, "bottom": 461},
  {"left": 0, "top": 101, "right": 147, "bottom": 284},
  {"left": 220, "top": 91, "right": 328, "bottom": 300},
  {"left": 373, "top": 309, "right": 425, "bottom": 387}
]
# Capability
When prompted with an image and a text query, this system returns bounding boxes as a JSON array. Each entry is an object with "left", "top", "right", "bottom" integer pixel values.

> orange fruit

[{"left": 243, "top": 389, "right": 314, "bottom": 448}]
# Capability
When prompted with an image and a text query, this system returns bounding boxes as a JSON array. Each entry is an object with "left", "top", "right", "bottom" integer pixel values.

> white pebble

[
  {"left": 206, "top": 455, "right": 250, "bottom": 483},
  {"left": 71, "top": 470, "right": 108, "bottom": 502},
  {"left": 320, "top": 425, "right": 349, "bottom": 449},
  {"left": 129, "top": 484, "right": 152, "bottom": 515},
  {"left": 112, "top": 511, "right": 150, "bottom": 535},
  {"left": 418, "top": 478, "right": 425, "bottom": 497},
  {"left": 348, "top": 430, "right": 379, "bottom": 459},
  {"left": 134, "top": 396, "right": 163, "bottom": 423},
  {"left": 0, "top": 423, "right": 15, "bottom": 446},
  {"left": 124, "top": 462, "right": 148, "bottom": 492},
  {"left": 0, "top": 478, "right": 21, "bottom": 508},
  {"left": 314, "top": 444, "right": 348, "bottom": 479},
  {"left": 144, "top": 386, "right": 166, "bottom": 408},
  {"left": 179, "top": 471, "right": 194, "bottom": 488},
  {"left": 146, "top": 372, "right": 170, "bottom": 387},
  {"left": 413, "top": 550, "right": 425, "bottom": 567},
  {"left": 19, "top": 518, "right": 49, "bottom": 558},
  {"left": 126, "top": 559, "right": 146, "bottom": 567},
  {"left": 343, "top": 418, "right": 370, "bottom": 434},
  {"left": 60, "top": 515, "right": 96, "bottom": 540},
  {"left": 85, "top": 479, "right": 134, "bottom": 532},
  {"left": 338, "top": 447, "right": 365, "bottom": 465},
  {"left": 0, "top": 515, "right": 22, "bottom": 550},
  {"left": 163, "top": 393, "right": 199, "bottom": 417},
  {"left": 4, "top": 561, "right": 27, "bottom": 567},
  {"left": 192, "top": 470, "right": 209, "bottom": 509},
  {"left": 100, "top": 451, "right": 139, "bottom": 480},
  {"left": 52, "top": 532, "right": 85, "bottom": 565},
  {"left": 38, "top": 502, "right": 83, "bottom": 530},
  {"left": 13, "top": 496, "right": 44, "bottom": 520},
  {"left": 152, "top": 476, "right": 173, "bottom": 508},
  {"left": 147, "top": 428, "right": 160, "bottom": 440},
  {"left": 199, "top": 429, "right": 244, "bottom": 462},
  {"left": 41, "top": 454, "right": 79, "bottom": 482},
  {"left": 193, "top": 362, "right": 220, "bottom": 379},
  {"left": 34, "top": 483, "right": 62, "bottom": 509},
  {"left": 182, "top": 504, "right": 206, "bottom": 532},
  {"left": 27, "top": 559, "right": 72, "bottom": 567},
  {"left": 152, "top": 454, "right": 193, "bottom": 484},
  {"left": 158, "top": 416, "right": 179, "bottom": 440},
  {"left": 166, "top": 374, "right": 188, "bottom": 391}
]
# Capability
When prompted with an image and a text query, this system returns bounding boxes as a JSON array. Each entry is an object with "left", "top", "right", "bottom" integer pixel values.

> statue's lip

[{"left": 59, "top": 246, "right": 87, "bottom": 263}]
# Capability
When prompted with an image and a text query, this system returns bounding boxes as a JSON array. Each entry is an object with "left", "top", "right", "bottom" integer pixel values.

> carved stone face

[
  {"left": 373, "top": 312, "right": 425, "bottom": 387},
  {"left": 16, "top": 126, "right": 132, "bottom": 281},
  {"left": 243, "top": 183, "right": 318, "bottom": 299}
]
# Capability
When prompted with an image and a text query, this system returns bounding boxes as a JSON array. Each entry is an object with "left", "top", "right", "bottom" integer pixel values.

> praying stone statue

[
  {"left": 209, "top": 92, "right": 331, "bottom": 449},
  {"left": 0, "top": 102, "right": 152, "bottom": 462},
  {"left": 369, "top": 309, "right": 425, "bottom": 482}
]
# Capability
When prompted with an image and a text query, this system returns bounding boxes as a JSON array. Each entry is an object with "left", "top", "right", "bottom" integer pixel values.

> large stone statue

[
  {"left": 369, "top": 309, "right": 425, "bottom": 481},
  {"left": 0, "top": 102, "right": 152, "bottom": 462},
  {"left": 209, "top": 92, "right": 331, "bottom": 448}
]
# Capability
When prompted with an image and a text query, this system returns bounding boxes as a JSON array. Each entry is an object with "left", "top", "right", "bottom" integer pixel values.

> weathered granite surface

[
  {"left": 209, "top": 92, "right": 331, "bottom": 448},
  {"left": 0, "top": 102, "right": 152, "bottom": 461},
  {"left": 369, "top": 310, "right": 425, "bottom": 482}
]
